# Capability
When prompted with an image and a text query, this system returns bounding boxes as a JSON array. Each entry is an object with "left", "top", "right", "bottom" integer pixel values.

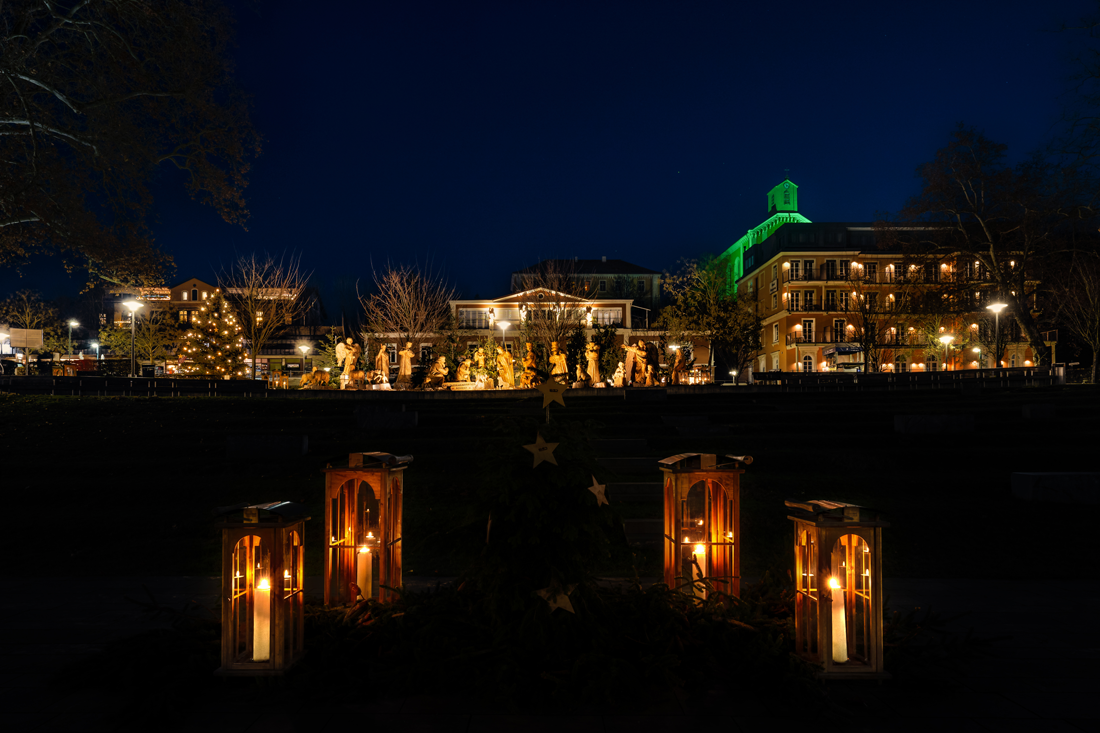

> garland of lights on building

[{"left": 180, "top": 288, "right": 249, "bottom": 377}]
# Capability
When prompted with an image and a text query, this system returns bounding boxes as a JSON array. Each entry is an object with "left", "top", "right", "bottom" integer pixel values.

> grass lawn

[{"left": 4, "top": 384, "right": 1096, "bottom": 582}]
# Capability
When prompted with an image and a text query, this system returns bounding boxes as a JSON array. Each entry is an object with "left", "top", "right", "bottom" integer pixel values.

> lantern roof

[
  {"left": 324, "top": 452, "right": 413, "bottom": 471},
  {"left": 784, "top": 499, "right": 888, "bottom": 526},
  {"left": 658, "top": 453, "right": 752, "bottom": 472},
  {"left": 214, "top": 501, "right": 310, "bottom": 525}
]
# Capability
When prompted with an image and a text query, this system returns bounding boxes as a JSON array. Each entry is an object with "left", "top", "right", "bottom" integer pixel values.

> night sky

[{"left": 2, "top": 0, "right": 1095, "bottom": 317}]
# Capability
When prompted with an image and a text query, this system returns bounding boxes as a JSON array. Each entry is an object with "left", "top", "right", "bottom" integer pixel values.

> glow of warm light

[
  {"left": 693, "top": 544, "right": 705, "bottom": 555},
  {"left": 367, "top": 531, "right": 375, "bottom": 539},
  {"left": 939, "top": 335, "right": 954, "bottom": 345},
  {"left": 987, "top": 302, "right": 1007, "bottom": 314},
  {"left": 299, "top": 345, "right": 310, "bottom": 355},
  {"left": 794, "top": 324, "right": 802, "bottom": 330},
  {"left": 358, "top": 546, "right": 370, "bottom": 554},
  {"left": 670, "top": 344, "right": 679, "bottom": 351},
  {"left": 68, "top": 320, "right": 79, "bottom": 327},
  {"left": 783, "top": 262, "right": 790, "bottom": 269},
  {"left": 828, "top": 577, "right": 841, "bottom": 590},
  {"left": 257, "top": 578, "right": 271, "bottom": 590},
  {"left": 284, "top": 570, "right": 290, "bottom": 578},
  {"left": 122, "top": 300, "right": 144, "bottom": 313}
]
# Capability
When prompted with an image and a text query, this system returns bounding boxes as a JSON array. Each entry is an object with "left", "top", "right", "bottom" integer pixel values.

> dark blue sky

[{"left": 3, "top": 0, "right": 1095, "bottom": 314}]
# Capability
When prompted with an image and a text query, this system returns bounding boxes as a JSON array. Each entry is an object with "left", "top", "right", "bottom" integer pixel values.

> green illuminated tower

[{"left": 717, "top": 178, "right": 811, "bottom": 292}]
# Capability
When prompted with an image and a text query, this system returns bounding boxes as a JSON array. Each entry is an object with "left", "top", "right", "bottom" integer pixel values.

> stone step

[
  {"left": 660, "top": 415, "right": 709, "bottom": 426},
  {"left": 608, "top": 482, "right": 661, "bottom": 501},
  {"left": 622, "top": 518, "right": 663, "bottom": 545},
  {"left": 675, "top": 424, "right": 730, "bottom": 436},
  {"left": 598, "top": 456, "right": 656, "bottom": 474},
  {"left": 590, "top": 438, "right": 649, "bottom": 455}
]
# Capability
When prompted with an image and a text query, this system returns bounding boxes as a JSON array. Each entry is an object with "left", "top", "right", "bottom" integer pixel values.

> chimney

[{"left": 602, "top": 256, "right": 606, "bottom": 262}]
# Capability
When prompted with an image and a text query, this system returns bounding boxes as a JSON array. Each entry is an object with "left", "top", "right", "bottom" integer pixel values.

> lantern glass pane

[
  {"left": 832, "top": 534, "right": 872, "bottom": 666},
  {"left": 357, "top": 481, "right": 379, "bottom": 544},
  {"left": 230, "top": 535, "right": 268, "bottom": 663},
  {"left": 796, "top": 529, "right": 819, "bottom": 659}
]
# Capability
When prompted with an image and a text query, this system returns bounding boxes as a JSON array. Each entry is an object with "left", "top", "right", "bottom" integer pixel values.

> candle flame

[
  {"left": 283, "top": 570, "right": 290, "bottom": 578},
  {"left": 367, "top": 531, "right": 375, "bottom": 539},
  {"left": 693, "top": 544, "right": 705, "bottom": 555},
  {"left": 257, "top": 578, "right": 271, "bottom": 590},
  {"left": 358, "top": 546, "right": 370, "bottom": 554},
  {"left": 828, "top": 577, "right": 841, "bottom": 590}
]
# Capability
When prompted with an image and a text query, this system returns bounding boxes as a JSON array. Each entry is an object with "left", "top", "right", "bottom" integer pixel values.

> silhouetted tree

[{"left": 0, "top": 0, "right": 261, "bottom": 288}]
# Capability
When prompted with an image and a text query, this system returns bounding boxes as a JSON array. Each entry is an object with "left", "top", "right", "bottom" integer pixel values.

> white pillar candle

[
  {"left": 829, "top": 576, "right": 848, "bottom": 663},
  {"left": 692, "top": 543, "right": 706, "bottom": 598},
  {"left": 356, "top": 547, "right": 372, "bottom": 601},
  {"left": 253, "top": 578, "right": 271, "bottom": 662}
]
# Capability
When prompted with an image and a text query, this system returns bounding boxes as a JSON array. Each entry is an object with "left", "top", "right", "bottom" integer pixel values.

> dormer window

[{"left": 182, "top": 290, "right": 188, "bottom": 301}]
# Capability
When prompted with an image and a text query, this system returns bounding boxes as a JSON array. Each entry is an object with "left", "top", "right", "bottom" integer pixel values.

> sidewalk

[{"left": 2, "top": 577, "right": 1096, "bottom": 732}]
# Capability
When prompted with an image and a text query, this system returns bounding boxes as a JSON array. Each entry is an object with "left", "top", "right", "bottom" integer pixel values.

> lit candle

[
  {"left": 829, "top": 576, "right": 848, "bottom": 663},
  {"left": 253, "top": 578, "right": 271, "bottom": 662},
  {"left": 356, "top": 547, "right": 372, "bottom": 601}
]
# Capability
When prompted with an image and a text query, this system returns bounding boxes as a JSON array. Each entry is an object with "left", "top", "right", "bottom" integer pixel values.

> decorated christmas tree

[{"left": 179, "top": 288, "right": 249, "bottom": 377}]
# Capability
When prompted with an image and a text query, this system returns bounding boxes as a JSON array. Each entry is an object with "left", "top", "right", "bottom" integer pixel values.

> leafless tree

[
  {"left": 1053, "top": 251, "right": 1100, "bottom": 383},
  {"left": 513, "top": 259, "right": 589, "bottom": 351},
  {"left": 360, "top": 262, "right": 456, "bottom": 357},
  {"left": 220, "top": 253, "right": 311, "bottom": 380}
]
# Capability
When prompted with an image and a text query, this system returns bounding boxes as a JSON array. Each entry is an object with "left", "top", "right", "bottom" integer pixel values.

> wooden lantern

[
  {"left": 786, "top": 499, "right": 889, "bottom": 679},
  {"left": 215, "top": 501, "right": 308, "bottom": 676},
  {"left": 660, "top": 453, "right": 752, "bottom": 598},
  {"left": 322, "top": 452, "right": 411, "bottom": 605}
]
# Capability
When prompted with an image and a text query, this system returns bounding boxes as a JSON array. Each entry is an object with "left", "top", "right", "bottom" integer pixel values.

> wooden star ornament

[
  {"left": 523, "top": 432, "right": 559, "bottom": 467},
  {"left": 536, "top": 378, "right": 568, "bottom": 408},
  {"left": 587, "top": 475, "right": 608, "bottom": 506},
  {"left": 536, "top": 581, "right": 577, "bottom": 613}
]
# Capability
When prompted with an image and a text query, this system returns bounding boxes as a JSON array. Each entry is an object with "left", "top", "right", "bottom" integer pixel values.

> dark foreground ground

[{"left": 1, "top": 385, "right": 1097, "bottom": 730}]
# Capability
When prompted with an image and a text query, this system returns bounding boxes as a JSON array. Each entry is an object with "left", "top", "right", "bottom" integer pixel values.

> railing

[{"left": 751, "top": 366, "right": 1064, "bottom": 391}]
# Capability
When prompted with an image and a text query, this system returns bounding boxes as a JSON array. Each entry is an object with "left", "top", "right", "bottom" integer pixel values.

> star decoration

[
  {"left": 536, "top": 582, "right": 577, "bottom": 613},
  {"left": 587, "top": 475, "right": 608, "bottom": 506},
  {"left": 536, "top": 378, "right": 568, "bottom": 408},
  {"left": 523, "top": 432, "right": 559, "bottom": 467}
]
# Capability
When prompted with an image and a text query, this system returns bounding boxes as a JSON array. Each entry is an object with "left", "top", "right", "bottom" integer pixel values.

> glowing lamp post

[
  {"left": 67, "top": 320, "right": 79, "bottom": 357},
  {"left": 938, "top": 334, "right": 954, "bottom": 372},
  {"left": 122, "top": 300, "right": 143, "bottom": 377},
  {"left": 215, "top": 501, "right": 308, "bottom": 676},
  {"left": 322, "top": 452, "right": 412, "bottom": 605},
  {"left": 786, "top": 499, "right": 889, "bottom": 679},
  {"left": 987, "top": 302, "right": 1007, "bottom": 367},
  {"left": 659, "top": 453, "right": 751, "bottom": 599}
]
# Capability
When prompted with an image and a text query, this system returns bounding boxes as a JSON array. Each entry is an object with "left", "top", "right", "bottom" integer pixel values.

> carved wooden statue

[
  {"left": 549, "top": 341, "right": 568, "bottom": 381},
  {"left": 520, "top": 343, "right": 541, "bottom": 388},
  {"left": 497, "top": 346, "right": 515, "bottom": 389},
  {"left": 612, "top": 361, "right": 626, "bottom": 388},
  {"left": 397, "top": 342, "right": 414, "bottom": 383},
  {"left": 374, "top": 345, "right": 389, "bottom": 382},
  {"left": 456, "top": 358, "right": 470, "bottom": 382},
  {"left": 427, "top": 356, "right": 448, "bottom": 388},
  {"left": 575, "top": 363, "right": 591, "bottom": 388},
  {"left": 585, "top": 341, "right": 601, "bottom": 383},
  {"left": 475, "top": 347, "right": 486, "bottom": 370}
]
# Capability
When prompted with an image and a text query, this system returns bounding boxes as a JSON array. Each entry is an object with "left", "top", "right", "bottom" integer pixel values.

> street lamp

[
  {"left": 729, "top": 369, "right": 737, "bottom": 385},
  {"left": 972, "top": 346, "right": 981, "bottom": 369},
  {"left": 498, "top": 320, "right": 510, "bottom": 345},
  {"left": 91, "top": 342, "right": 100, "bottom": 363},
  {"left": 122, "top": 301, "right": 143, "bottom": 377},
  {"left": 67, "top": 320, "right": 79, "bottom": 357},
  {"left": 986, "top": 301, "right": 1007, "bottom": 367},
  {"left": 938, "top": 334, "right": 954, "bottom": 372}
]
